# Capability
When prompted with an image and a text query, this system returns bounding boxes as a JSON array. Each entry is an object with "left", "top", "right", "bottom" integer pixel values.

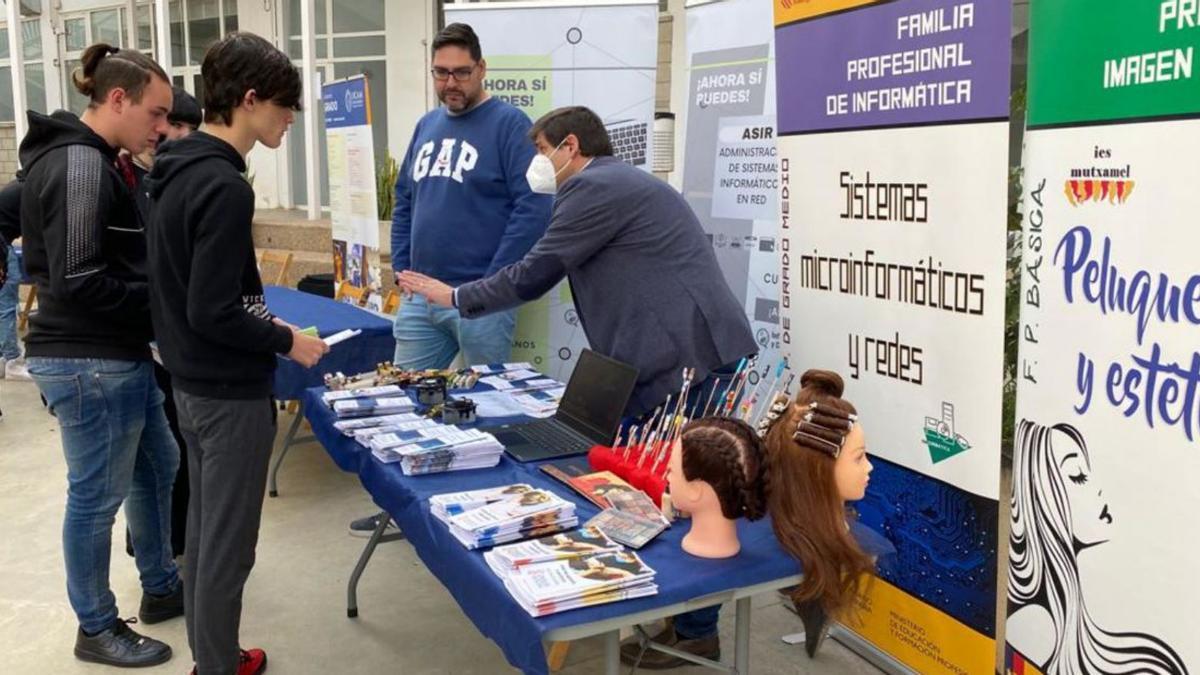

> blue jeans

[
  {"left": 0, "top": 246, "right": 19, "bottom": 360},
  {"left": 392, "top": 295, "right": 516, "bottom": 369},
  {"left": 675, "top": 605, "right": 721, "bottom": 639},
  {"left": 28, "top": 358, "right": 181, "bottom": 634}
]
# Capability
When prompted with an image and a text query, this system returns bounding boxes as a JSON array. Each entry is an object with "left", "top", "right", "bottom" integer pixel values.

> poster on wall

[
  {"left": 683, "top": 0, "right": 782, "bottom": 387},
  {"left": 445, "top": 0, "right": 659, "bottom": 381},
  {"left": 1009, "top": 2, "right": 1200, "bottom": 673},
  {"left": 773, "top": 1, "right": 1010, "bottom": 672},
  {"left": 323, "top": 75, "right": 381, "bottom": 310}
]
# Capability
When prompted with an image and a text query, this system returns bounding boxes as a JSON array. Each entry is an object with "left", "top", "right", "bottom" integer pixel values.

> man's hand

[
  {"left": 288, "top": 331, "right": 330, "bottom": 368},
  {"left": 397, "top": 270, "right": 454, "bottom": 308}
]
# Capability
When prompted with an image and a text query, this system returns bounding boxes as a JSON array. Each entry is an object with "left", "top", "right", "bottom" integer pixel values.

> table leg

[
  {"left": 269, "top": 403, "right": 305, "bottom": 497},
  {"left": 347, "top": 511, "right": 405, "bottom": 618},
  {"left": 734, "top": 596, "right": 751, "bottom": 675},
  {"left": 546, "top": 641, "right": 571, "bottom": 672},
  {"left": 603, "top": 630, "right": 620, "bottom": 675}
]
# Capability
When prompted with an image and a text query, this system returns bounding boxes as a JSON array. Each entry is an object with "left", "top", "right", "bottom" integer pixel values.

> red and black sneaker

[{"left": 238, "top": 648, "right": 267, "bottom": 675}]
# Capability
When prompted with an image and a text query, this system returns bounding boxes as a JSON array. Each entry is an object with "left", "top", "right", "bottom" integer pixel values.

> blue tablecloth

[
  {"left": 309, "top": 381, "right": 894, "bottom": 675},
  {"left": 266, "top": 286, "right": 395, "bottom": 400}
]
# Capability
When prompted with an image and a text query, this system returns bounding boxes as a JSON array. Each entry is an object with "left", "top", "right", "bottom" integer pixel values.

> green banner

[
  {"left": 1028, "top": 0, "right": 1200, "bottom": 128},
  {"left": 483, "top": 55, "right": 554, "bottom": 121}
]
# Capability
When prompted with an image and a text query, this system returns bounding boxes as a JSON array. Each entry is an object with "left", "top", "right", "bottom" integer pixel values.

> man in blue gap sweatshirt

[
  {"left": 389, "top": 22, "right": 550, "bottom": 370},
  {"left": 351, "top": 23, "right": 551, "bottom": 537}
]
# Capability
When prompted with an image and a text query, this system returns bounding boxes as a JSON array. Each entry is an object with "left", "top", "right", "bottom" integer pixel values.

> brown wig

[
  {"left": 764, "top": 369, "right": 874, "bottom": 621},
  {"left": 73, "top": 43, "right": 169, "bottom": 107},
  {"left": 678, "top": 417, "right": 768, "bottom": 521}
]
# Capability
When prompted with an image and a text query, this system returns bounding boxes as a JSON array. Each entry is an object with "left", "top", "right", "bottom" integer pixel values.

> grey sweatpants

[{"left": 174, "top": 391, "right": 276, "bottom": 675}]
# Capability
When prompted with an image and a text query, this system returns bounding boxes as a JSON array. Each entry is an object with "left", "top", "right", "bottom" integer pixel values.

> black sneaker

[
  {"left": 139, "top": 583, "right": 184, "bottom": 624},
  {"left": 74, "top": 617, "right": 172, "bottom": 668},
  {"left": 349, "top": 513, "right": 399, "bottom": 538}
]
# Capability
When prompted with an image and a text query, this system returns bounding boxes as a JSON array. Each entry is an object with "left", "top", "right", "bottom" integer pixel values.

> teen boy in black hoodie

[
  {"left": 20, "top": 44, "right": 183, "bottom": 668},
  {"left": 146, "top": 33, "right": 327, "bottom": 675}
]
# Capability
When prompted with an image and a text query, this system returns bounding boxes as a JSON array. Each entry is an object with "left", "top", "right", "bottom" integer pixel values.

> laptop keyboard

[
  {"left": 519, "top": 420, "right": 596, "bottom": 455},
  {"left": 606, "top": 121, "right": 648, "bottom": 166}
]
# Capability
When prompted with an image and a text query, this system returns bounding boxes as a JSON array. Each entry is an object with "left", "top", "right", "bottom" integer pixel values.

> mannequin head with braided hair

[
  {"left": 763, "top": 369, "right": 875, "bottom": 621},
  {"left": 668, "top": 417, "right": 767, "bottom": 558}
]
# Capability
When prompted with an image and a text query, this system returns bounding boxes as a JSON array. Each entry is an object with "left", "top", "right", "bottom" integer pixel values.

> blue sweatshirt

[{"left": 391, "top": 97, "right": 552, "bottom": 286}]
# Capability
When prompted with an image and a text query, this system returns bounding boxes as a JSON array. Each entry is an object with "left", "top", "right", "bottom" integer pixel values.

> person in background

[
  {"left": 0, "top": 178, "right": 28, "bottom": 382},
  {"left": 119, "top": 85, "right": 202, "bottom": 220},
  {"left": 146, "top": 32, "right": 327, "bottom": 675},
  {"left": 19, "top": 43, "right": 181, "bottom": 668},
  {"left": 349, "top": 21, "right": 552, "bottom": 537}
]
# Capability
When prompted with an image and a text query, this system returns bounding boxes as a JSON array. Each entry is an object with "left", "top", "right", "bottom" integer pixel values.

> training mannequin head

[
  {"left": 762, "top": 369, "right": 874, "bottom": 620},
  {"left": 74, "top": 43, "right": 172, "bottom": 155},
  {"left": 668, "top": 417, "right": 767, "bottom": 559}
]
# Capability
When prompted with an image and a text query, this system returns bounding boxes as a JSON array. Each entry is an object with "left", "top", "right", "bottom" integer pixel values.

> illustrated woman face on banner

[
  {"left": 1007, "top": 420, "right": 1187, "bottom": 674},
  {"left": 1052, "top": 428, "right": 1113, "bottom": 549}
]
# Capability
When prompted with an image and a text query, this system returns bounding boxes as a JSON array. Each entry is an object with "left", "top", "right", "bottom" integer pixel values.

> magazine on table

[
  {"left": 333, "top": 397, "right": 416, "bottom": 419},
  {"left": 503, "top": 551, "right": 657, "bottom": 605},
  {"left": 483, "top": 527, "right": 623, "bottom": 574},
  {"left": 585, "top": 509, "right": 668, "bottom": 549},
  {"left": 470, "top": 362, "right": 535, "bottom": 375},
  {"left": 400, "top": 454, "right": 503, "bottom": 476},
  {"left": 368, "top": 427, "right": 499, "bottom": 453},
  {"left": 350, "top": 418, "right": 440, "bottom": 442},
  {"left": 448, "top": 490, "right": 574, "bottom": 532},
  {"left": 321, "top": 384, "right": 405, "bottom": 406},
  {"left": 505, "top": 581, "right": 659, "bottom": 618},
  {"left": 334, "top": 412, "right": 426, "bottom": 434},
  {"left": 605, "top": 490, "right": 670, "bottom": 527},
  {"left": 430, "top": 484, "right": 536, "bottom": 517},
  {"left": 449, "top": 515, "right": 579, "bottom": 550}
]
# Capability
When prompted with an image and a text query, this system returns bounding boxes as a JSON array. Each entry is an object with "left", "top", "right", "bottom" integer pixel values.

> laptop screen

[{"left": 556, "top": 350, "right": 639, "bottom": 443}]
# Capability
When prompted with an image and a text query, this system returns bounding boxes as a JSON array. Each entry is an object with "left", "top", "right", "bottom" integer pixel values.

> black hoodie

[
  {"left": 146, "top": 131, "right": 294, "bottom": 399},
  {"left": 18, "top": 110, "right": 152, "bottom": 361}
]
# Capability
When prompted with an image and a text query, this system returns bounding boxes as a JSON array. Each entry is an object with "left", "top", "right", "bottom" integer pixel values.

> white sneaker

[{"left": 3, "top": 358, "right": 31, "bottom": 381}]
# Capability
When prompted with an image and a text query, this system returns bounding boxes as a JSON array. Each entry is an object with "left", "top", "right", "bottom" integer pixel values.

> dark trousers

[{"left": 174, "top": 391, "right": 276, "bottom": 675}]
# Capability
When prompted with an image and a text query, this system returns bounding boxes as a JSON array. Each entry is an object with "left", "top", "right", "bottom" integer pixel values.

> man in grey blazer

[{"left": 398, "top": 105, "right": 757, "bottom": 419}]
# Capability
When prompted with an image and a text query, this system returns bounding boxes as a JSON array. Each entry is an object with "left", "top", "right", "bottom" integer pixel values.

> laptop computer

[
  {"left": 604, "top": 119, "right": 649, "bottom": 166},
  {"left": 495, "top": 349, "right": 639, "bottom": 463}
]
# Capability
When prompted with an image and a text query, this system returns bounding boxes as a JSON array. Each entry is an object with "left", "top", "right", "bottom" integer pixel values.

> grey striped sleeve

[{"left": 64, "top": 145, "right": 105, "bottom": 279}]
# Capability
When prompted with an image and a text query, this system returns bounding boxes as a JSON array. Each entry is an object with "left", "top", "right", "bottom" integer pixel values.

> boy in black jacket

[
  {"left": 20, "top": 44, "right": 183, "bottom": 668},
  {"left": 145, "top": 33, "right": 327, "bottom": 675}
]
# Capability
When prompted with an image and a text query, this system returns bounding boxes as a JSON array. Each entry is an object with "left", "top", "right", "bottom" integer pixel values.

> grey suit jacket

[{"left": 457, "top": 157, "right": 756, "bottom": 416}]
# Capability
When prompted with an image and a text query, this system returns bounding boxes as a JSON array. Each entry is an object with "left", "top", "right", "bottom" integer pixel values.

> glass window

[
  {"left": 0, "top": 66, "right": 12, "bottom": 123},
  {"left": 224, "top": 0, "right": 237, "bottom": 34},
  {"left": 332, "top": 0, "right": 384, "bottom": 33},
  {"left": 288, "top": 38, "right": 327, "bottom": 60},
  {"left": 65, "top": 17, "right": 87, "bottom": 53},
  {"left": 188, "top": 16, "right": 219, "bottom": 65},
  {"left": 170, "top": 1, "right": 185, "bottom": 64},
  {"left": 137, "top": 5, "right": 154, "bottom": 51},
  {"left": 21, "top": 19, "right": 40, "bottom": 60},
  {"left": 288, "top": 0, "right": 328, "bottom": 37},
  {"left": 90, "top": 9, "right": 122, "bottom": 47},
  {"left": 25, "top": 63, "right": 46, "bottom": 113},
  {"left": 332, "top": 36, "right": 385, "bottom": 58},
  {"left": 0, "top": 25, "right": 9, "bottom": 60},
  {"left": 65, "top": 59, "right": 89, "bottom": 113},
  {"left": 172, "top": 74, "right": 185, "bottom": 88},
  {"left": 192, "top": 73, "right": 204, "bottom": 105}
]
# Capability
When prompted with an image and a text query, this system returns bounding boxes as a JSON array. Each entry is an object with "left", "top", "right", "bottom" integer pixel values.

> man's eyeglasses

[{"left": 431, "top": 64, "right": 477, "bottom": 82}]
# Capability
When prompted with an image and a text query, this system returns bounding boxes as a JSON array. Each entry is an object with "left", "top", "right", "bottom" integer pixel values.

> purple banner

[{"left": 775, "top": 0, "right": 1010, "bottom": 134}]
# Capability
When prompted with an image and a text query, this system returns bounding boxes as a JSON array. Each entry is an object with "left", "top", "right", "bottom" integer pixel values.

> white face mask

[{"left": 526, "top": 139, "right": 568, "bottom": 195}]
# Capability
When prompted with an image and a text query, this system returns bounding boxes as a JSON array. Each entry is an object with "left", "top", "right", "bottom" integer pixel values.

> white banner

[
  {"left": 683, "top": 0, "right": 782, "bottom": 385},
  {"left": 446, "top": 0, "right": 659, "bottom": 381}
]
